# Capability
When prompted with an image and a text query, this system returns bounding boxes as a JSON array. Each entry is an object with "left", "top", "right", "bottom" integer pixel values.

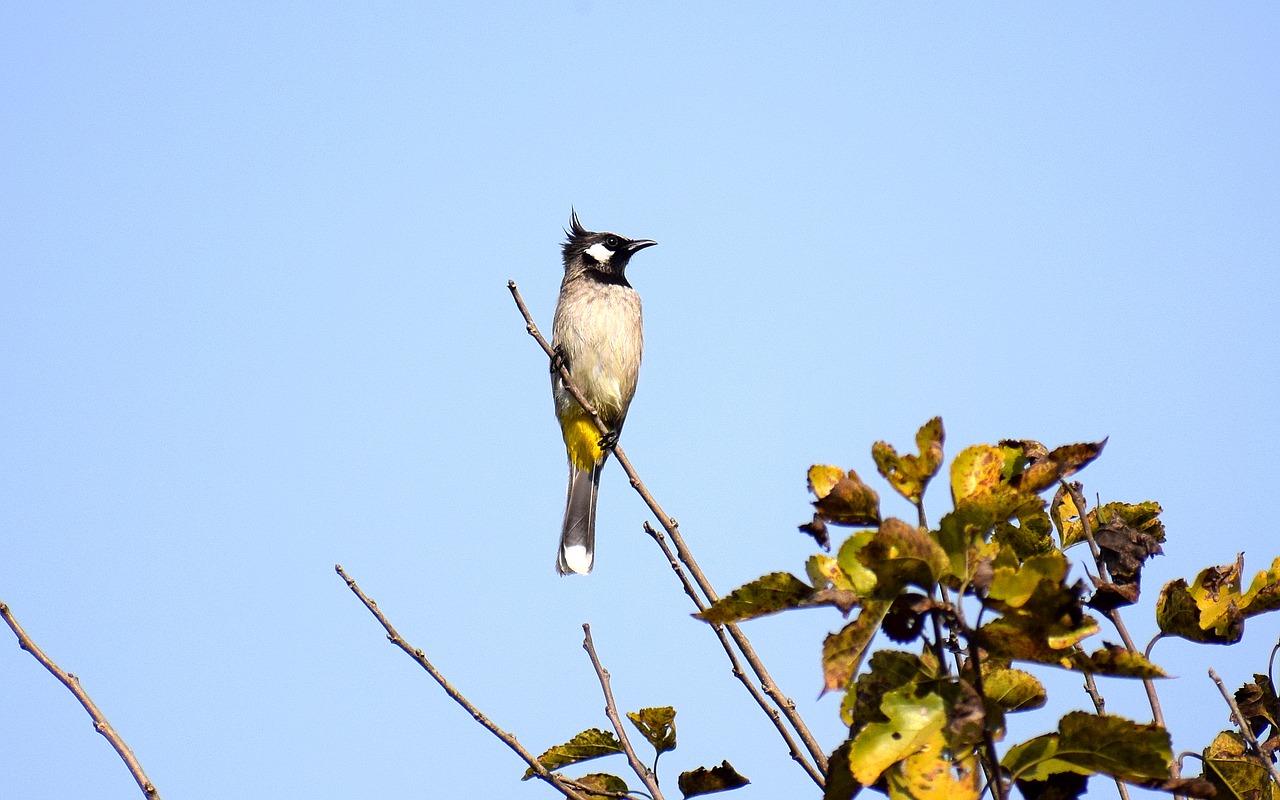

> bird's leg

[
  {"left": 549, "top": 344, "right": 568, "bottom": 375},
  {"left": 598, "top": 430, "right": 619, "bottom": 450}
]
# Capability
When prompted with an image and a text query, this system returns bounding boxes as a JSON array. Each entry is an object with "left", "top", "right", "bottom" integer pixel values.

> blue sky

[{"left": 2, "top": 3, "right": 1277, "bottom": 798}]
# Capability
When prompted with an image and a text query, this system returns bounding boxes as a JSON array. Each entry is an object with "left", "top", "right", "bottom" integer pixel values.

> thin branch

[
  {"left": 581, "top": 624, "right": 665, "bottom": 800},
  {"left": 1209, "top": 667, "right": 1280, "bottom": 787},
  {"left": 562, "top": 777, "right": 648, "bottom": 799},
  {"left": 0, "top": 600, "right": 161, "bottom": 799},
  {"left": 334, "top": 565, "right": 591, "bottom": 800},
  {"left": 950, "top": 600, "right": 1006, "bottom": 800},
  {"left": 1269, "top": 638, "right": 1280, "bottom": 688},
  {"left": 916, "top": 500, "right": 952, "bottom": 677},
  {"left": 1081, "top": 672, "right": 1106, "bottom": 715},
  {"left": 1061, "top": 483, "right": 1169, "bottom": 734},
  {"left": 643, "top": 523, "right": 825, "bottom": 787},
  {"left": 508, "top": 280, "right": 829, "bottom": 779}
]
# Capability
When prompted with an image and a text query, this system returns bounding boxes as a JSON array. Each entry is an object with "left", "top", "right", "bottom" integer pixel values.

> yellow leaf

[
  {"left": 886, "top": 728, "right": 980, "bottom": 800},
  {"left": 950, "top": 445, "right": 1005, "bottom": 505}
]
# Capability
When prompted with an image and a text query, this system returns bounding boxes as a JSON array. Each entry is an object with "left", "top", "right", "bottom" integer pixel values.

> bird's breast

[{"left": 551, "top": 282, "right": 643, "bottom": 423}]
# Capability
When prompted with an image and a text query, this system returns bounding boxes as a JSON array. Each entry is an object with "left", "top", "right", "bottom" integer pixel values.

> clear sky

[{"left": 2, "top": 3, "right": 1277, "bottom": 799}]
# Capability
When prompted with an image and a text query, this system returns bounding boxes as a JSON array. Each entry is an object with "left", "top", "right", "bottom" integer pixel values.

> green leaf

[
  {"left": 988, "top": 549, "right": 1069, "bottom": 610},
  {"left": 948, "top": 443, "right": 1048, "bottom": 531},
  {"left": 1050, "top": 485, "right": 1087, "bottom": 550},
  {"left": 936, "top": 504, "right": 997, "bottom": 584},
  {"left": 1201, "top": 730, "right": 1276, "bottom": 800},
  {"left": 1001, "top": 711, "right": 1172, "bottom": 784},
  {"left": 836, "top": 530, "right": 881, "bottom": 595},
  {"left": 847, "top": 685, "right": 947, "bottom": 785},
  {"left": 1152, "top": 556, "right": 1280, "bottom": 645},
  {"left": 872, "top": 417, "right": 945, "bottom": 506},
  {"left": 695, "top": 572, "right": 814, "bottom": 624},
  {"left": 983, "top": 666, "right": 1047, "bottom": 713},
  {"left": 626, "top": 707, "right": 676, "bottom": 755},
  {"left": 823, "top": 600, "right": 891, "bottom": 693},
  {"left": 808, "top": 554, "right": 857, "bottom": 592},
  {"left": 574, "top": 773, "right": 630, "bottom": 799},
  {"left": 843, "top": 650, "right": 931, "bottom": 728},
  {"left": 856, "top": 518, "right": 950, "bottom": 597},
  {"left": 1074, "top": 643, "right": 1167, "bottom": 678},
  {"left": 1051, "top": 492, "right": 1166, "bottom": 553},
  {"left": 977, "top": 618, "right": 1160, "bottom": 676},
  {"left": 1098, "top": 500, "right": 1166, "bottom": 544},
  {"left": 1156, "top": 577, "right": 1240, "bottom": 644},
  {"left": 823, "top": 739, "right": 860, "bottom": 800},
  {"left": 977, "top": 612, "right": 1101, "bottom": 669},
  {"left": 992, "top": 503, "right": 1055, "bottom": 561},
  {"left": 1241, "top": 555, "right": 1280, "bottom": 618},
  {"left": 677, "top": 761, "right": 750, "bottom": 797},
  {"left": 523, "top": 728, "right": 623, "bottom": 778},
  {"left": 809, "top": 465, "right": 882, "bottom": 527}
]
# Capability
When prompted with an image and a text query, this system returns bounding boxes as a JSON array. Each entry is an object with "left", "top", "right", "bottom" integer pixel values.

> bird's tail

[{"left": 557, "top": 461, "right": 601, "bottom": 575}]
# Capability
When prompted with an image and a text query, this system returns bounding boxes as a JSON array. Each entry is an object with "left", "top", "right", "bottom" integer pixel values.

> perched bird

[{"left": 551, "top": 210, "right": 657, "bottom": 575}]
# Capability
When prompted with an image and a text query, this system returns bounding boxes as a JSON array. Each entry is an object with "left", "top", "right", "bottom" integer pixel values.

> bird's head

[{"left": 562, "top": 209, "right": 657, "bottom": 280}]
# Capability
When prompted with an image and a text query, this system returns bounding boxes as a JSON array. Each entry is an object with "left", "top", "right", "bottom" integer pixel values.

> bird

[{"left": 551, "top": 210, "right": 657, "bottom": 575}]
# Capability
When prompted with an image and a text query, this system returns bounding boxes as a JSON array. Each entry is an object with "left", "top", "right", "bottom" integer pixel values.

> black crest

[{"left": 565, "top": 208, "right": 592, "bottom": 242}]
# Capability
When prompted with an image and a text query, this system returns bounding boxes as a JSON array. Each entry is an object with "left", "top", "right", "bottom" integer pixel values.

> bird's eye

[{"left": 604, "top": 236, "right": 620, "bottom": 249}]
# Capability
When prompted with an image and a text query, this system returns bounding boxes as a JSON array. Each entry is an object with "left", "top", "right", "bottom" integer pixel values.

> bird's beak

[{"left": 626, "top": 239, "right": 658, "bottom": 253}]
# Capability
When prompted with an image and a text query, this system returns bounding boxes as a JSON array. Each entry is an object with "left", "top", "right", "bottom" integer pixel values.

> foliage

[
  {"left": 699, "top": 418, "right": 1280, "bottom": 799},
  {"left": 527, "top": 706, "right": 750, "bottom": 799}
]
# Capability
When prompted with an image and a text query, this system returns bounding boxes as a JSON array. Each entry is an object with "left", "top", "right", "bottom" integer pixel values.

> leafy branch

[{"left": 701, "top": 417, "right": 1277, "bottom": 799}]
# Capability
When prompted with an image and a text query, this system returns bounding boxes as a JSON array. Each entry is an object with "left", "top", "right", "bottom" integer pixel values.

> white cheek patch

[{"left": 585, "top": 242, "right": 615, "bottom": 264}]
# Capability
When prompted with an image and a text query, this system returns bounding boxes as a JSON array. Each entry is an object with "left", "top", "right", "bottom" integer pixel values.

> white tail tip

[{"left": 562, "top": 545, "right": 593, "bottom": 575}]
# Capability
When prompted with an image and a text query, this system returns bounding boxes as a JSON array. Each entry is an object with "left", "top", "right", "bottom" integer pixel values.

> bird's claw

[
  {"left": 550, "top": 345, "right": 568, "bottom": 375},
  {"left": 598, "top": 430, "right": 619, "bottom": 450}
]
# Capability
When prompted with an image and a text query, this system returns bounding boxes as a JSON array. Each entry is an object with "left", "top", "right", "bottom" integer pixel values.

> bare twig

[
  {"left": 581, "top": 624, "right": 665, "bottom": 800},
  {"left": 643, "top": 522, "right": 824, "bottom": 786},
  {"left": 508, "top": 280, "right": 829, "bottom": 780},
  {"left": 0, "top": 601, "right": 161, "bottom": 799},
  {"left": 1081, "top": 672, "right": 1106, "bottom": 715},
  {"left": 1209, "top": 667, "right": 1280, "bottom": 787},
  {"left": 334, "top": 565, "right": 591, "bottom": 800}
]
